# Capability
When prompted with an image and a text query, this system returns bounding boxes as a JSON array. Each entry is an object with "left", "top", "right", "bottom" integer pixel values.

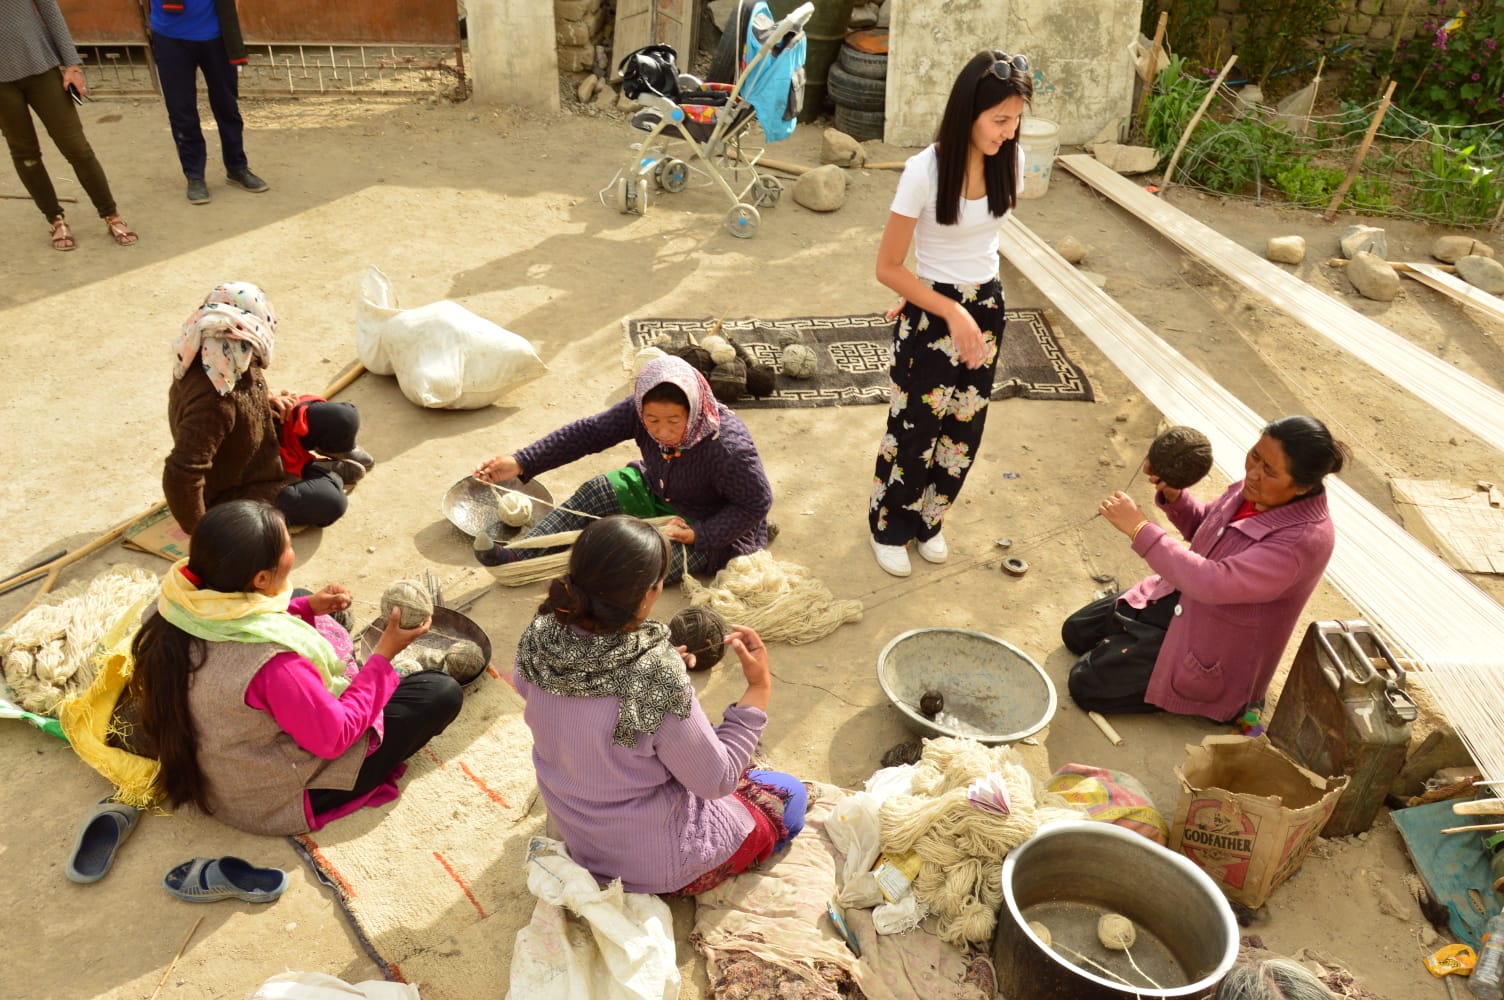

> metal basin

[
  {"left": 995, "top": 821, "right": 1238, "bottom": 999},
  {"left": 441, "top": 476, "right": 555, "bottom": 541},
  {"left": 875, "top": 627, "right": 1056, "bottom": 744},
  {"left": 357, "top": 606, "right": 493, "bottom": 687}
]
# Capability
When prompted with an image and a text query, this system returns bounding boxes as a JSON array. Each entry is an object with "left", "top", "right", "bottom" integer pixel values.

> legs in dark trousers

[
  {"left": 307, "top": 671, "right": 464, "bottom": 813},
  {"left": 1062, "top": 592, "right": 1178, "bottom": 714},
  {"left": 298, "top": 401, "right": 360, "bottom": 455},
  {"left": 475, "top": 474, "right": 622, "bottom": 567},
  {"left": 0, "top": 68, "right": 118, "bottom": 219},
  {"left": 152, "top": 33, "right": 247, "bottom": 178},
  {"left": 276, "top": 463, "right": 348, "bottom": 527}
]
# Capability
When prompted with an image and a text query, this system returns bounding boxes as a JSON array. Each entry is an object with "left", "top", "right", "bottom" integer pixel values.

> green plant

[
  {"left": 1389, "top": 0, "right": 1504, "bottom": 125},
  {"left": 1271, "top": 158, "right": 1347, "bottom": 204},
  {"left": 1238, "top": 0, "right": 1349, "bottom": 87},
  {"left": 1141, "top": 0, "right": 1221, "bottom": 73},
  {"left": 1412, "top": 127, "right": 1499, "bottom": 221}
]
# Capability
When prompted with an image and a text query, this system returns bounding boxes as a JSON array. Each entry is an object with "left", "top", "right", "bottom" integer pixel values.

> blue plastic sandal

[
  {"left": 162, "top": 856, "right": 288, "bottom": 903},
  {"left": 65, "top": 796, "right": 140, "bottom": 884}
]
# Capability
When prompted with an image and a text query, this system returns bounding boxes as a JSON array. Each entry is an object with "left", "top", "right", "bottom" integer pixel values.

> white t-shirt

[{"left": 890, "top": 143, "right": 1024, "bottom": 285}]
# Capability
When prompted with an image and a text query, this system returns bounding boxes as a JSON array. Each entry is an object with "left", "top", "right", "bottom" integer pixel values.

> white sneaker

[
  {"left": 917, "top": 531, "right": 949, "bottom": 564},
  {"left": 869, "top": 536, "right": 912, "bottom": 577}
]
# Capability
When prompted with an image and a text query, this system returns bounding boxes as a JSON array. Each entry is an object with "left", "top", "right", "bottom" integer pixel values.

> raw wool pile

[
  {"left": 1, "top": 565, "right": 159, "bottom": 715},
  {"left": 680, "top": 550, "right": 863, "bottom": 645},
  {"left": 877, "top": 737, "right": 1086, "bottom": 947}
]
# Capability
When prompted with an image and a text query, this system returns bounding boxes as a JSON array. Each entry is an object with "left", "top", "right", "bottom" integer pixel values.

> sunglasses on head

[{"left": 987, "top": 52, "right": 1029, "bottom": 79}]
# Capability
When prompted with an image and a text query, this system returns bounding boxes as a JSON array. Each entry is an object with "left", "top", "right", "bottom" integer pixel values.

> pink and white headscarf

[
  {"left": 171, "top": 282, "right": 279, "bottom": 396},
  {"left": 633, "top": 355, "right": 722, "bottom": 450}
]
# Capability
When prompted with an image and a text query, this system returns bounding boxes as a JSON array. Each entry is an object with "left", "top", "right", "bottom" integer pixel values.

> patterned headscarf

[
  {"left": 633, "top": 355, "right": 722, "bottom": 452},
  {"left": 171, "top": 282, "right": 279, "bottom": 396}
]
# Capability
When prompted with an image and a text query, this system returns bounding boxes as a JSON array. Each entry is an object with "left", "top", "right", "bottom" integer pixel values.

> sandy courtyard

[{"left": 2, "top": 89, "right": 1502, "bottom": 998}]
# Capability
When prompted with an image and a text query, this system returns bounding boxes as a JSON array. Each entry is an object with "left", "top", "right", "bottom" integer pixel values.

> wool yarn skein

[
  {"left": 701, "top": 335, "right": 737, "bottom": 365},
  {"left": 381, "top": 579, "right": 433, "bottom": 628},
  {"left": 1146, "top": 425, "right": 1214, "bottom": 490},
  {"left": 670, "top": 605, "right": 728, "bottom": 670},
  {"left": 781, "top": 343, "right": 818, "bottom": 379}
]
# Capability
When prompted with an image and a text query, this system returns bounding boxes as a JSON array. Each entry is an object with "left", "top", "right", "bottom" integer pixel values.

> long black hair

[
  {"left": 129, "top": 500, "right": 288, "bottom": 812},
  {"left": 934, "top": 49, "right": 1035, "bottom": 225},
  {"left": 1262, "top": 415, "right": 1350, "bottom": 490},
  {"left": 539, "top": 515, "right": 670, "bottom": 633}
]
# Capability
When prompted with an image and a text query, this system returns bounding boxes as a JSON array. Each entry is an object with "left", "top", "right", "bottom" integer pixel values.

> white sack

[
  {"left": 250, "top": 971, "right": 421, "bottom": 999},
  {"left": 507, "top": 837, "right": 679, "bottom": 1000},
  {"left": 356, "top": 265, "right": 547, "bottom": 409}
]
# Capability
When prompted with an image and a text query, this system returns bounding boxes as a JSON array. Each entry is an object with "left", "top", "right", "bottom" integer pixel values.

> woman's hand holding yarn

[
  {"left": 373, "top": 606, "right": 431, "bottom": 662},
  {"left": 673, "top": 644, "right": 698, "bottom": 671},
  {"left": 1098, "top": 490, "right": 1147, "bottom": 536},
  {"left": 475, "top": 454, "right": 521, "bottom": 483},
  {"left": 726, "top": 624, "right": 772, "bottom": 711},
  {"left": 1144, "top": 462, "right": 1182, "bottom": 506},
  {"left": 663, "top": 516, "right": 696, "bottom": 546},
  {"left": 307, "top": 583, "right": 352, "bottom": 616}
]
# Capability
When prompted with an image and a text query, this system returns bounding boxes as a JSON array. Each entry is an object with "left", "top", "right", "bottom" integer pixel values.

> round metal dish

[
  {"left": 876, "top": 627, "right": 1056, "bottom": 745},
  {"left": 441, "top": 476, "right": 555, "bottom": 541},
  {"left": 357, "top": 605, "right": 494, "bottom": 687}
]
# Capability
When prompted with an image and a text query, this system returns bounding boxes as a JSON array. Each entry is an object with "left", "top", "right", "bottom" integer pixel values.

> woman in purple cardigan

[
  {"left": 474, "top": 355, "right": 772, "bottom": 583},
  {"left": 1062, "top": 416, "right": 1349, "bottom": 723},
  {"left": 514, "top": 515, "right": 806, "bottom": 894}
]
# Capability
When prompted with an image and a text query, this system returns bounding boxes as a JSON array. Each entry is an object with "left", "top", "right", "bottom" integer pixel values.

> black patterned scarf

[{"left": 515, "top": 614, "right": 693, "bottom": 748}]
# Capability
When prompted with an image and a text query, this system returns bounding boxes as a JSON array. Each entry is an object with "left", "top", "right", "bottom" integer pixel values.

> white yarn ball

[
  {"left": 780, "top": 343, "right": 818, "bottom": 379},
  {"left": 1097, "top": 913, "right": 1136, "bottom": 951},
  {"left": 702, "top": 335, "right": 737, "bottom": 365},
  {"left": 775, "top": 327, "right": 802, "bottom": 349},
  {"left": 632, "top": 346, "right": 666, "bottom": 377},
  {"left": 498, "top": 491, "right": 533, "bottom": 527}
]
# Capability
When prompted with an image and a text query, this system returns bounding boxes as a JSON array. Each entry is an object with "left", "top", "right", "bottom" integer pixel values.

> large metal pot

[{"left": 994, "top": 821, "right": 1237, "bottom": 999}]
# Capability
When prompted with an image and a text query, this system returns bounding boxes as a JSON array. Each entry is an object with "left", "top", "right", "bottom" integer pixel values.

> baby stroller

[{"left": 608, "top": 1, "right": 813, "bottom": 238}]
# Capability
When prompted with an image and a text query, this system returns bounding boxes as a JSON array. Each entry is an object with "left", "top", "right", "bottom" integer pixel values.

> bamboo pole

[
  {"left": 1132, "top": 11, "right": 1170, "bottom": 140},
  {"left": 1323, "top": 80, "right": 1397, "bottom": 222},
  {"left": 1160, "top": 54, "right": 1237, "bottom": 195}
]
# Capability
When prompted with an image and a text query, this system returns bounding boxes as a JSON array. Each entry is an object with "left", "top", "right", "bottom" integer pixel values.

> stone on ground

[
  {"left": 576, "top": 75, "right": 600, "bottom": 102},
  {"left": 821, "top": 128, "right": 866, "bottom": 167},
  {"left": 1456, "top": 254, "right": 1504, "bottom": 294},
  {"left": 1053, "top": 236, "right": 1089, "bottom": 265},
  {"left": 1340, "top": 225, "right": 1387, "bottom": 260},
  {"left": 1267, "top": 236, "right": 1306, "bottom": 265},
  {"left": 1089, "top": 142, "right": 1160, "bottom": 174},
  {"left": 793, "top": 164, "right": 846, "bottom": 212},
  {"left": 1432, "top": 235, "right": 1495, "bottom": 263},
  {"left": 1347, "top": 250, "right": 1399, "bottom": 301}
]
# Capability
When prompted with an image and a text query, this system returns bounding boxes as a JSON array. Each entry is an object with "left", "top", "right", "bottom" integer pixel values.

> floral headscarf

[
  {"left": 171, "top": 282, "right": 279, "bottom": 396},
  {"left": 633, "top": 355, "right": 722, "bottom": 452}
]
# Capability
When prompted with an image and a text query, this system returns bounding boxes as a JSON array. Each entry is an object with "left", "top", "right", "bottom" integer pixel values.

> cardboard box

[
  {"left": 121, "top": 507, "right": 189, "bottom": 562},
  {"left": 1170, "top": 735, "right": 1347, "bottom": 908}
]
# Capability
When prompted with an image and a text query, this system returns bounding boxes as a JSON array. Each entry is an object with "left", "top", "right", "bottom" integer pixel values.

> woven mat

[
  {"left": 291, "top": 672, "right": 543, "bottom": 991},
  {"left": 626, "top": 309, "right": 1093, "bottom": 407}
]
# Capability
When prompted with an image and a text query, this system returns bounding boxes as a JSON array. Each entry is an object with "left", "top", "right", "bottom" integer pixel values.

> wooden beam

[
  {"left": 1132, "top": 11, "right": 1169, "bottom": 140},
  {"left": 1394, "top": 262, "right": 1504, "bottom": 326},
  {"left": 1323, "top": 80, "right": 1396, "bottom": 221}
]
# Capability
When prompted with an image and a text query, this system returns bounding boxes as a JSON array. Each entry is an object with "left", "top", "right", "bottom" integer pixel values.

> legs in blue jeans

[
  {"left": 748, "top": 768, "right": 807, "bottom": 849},
  {"left": 152, "top": 33, "right": 247, "bottom": 178}
]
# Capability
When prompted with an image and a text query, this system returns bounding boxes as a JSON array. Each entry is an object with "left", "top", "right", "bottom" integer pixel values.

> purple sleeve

[
  {"left": 1158, "top": 486, "right": 1210, "bottom": 540},
  {"left": 514, "top": 399, "right": 640, "bottom": 481},
  {"left": 686, "top": 423, "right": 772, "bottom": 551},
  {"left": 1133, "top": 523, "right": 1326, "bottom": 606},
  {"left": 651, "top": 696, "right": 766, "bottom": 800},
  {"left": 246, "top": 651, "right": 399, "bottom": 760}
]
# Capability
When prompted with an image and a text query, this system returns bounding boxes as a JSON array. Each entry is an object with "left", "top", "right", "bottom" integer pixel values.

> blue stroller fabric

[{"left": 740, "top": 1, "right": 806, "bottom": 143}]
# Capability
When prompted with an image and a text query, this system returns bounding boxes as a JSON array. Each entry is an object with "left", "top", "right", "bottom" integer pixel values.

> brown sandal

[
  {"left": 50, "top": 216, "right": 76, "bottom": 251},
  {"left": 105, "top": 214, "right": 138, "bottom": 247}
]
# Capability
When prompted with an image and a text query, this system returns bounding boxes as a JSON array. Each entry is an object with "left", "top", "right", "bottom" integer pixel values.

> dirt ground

[{"left": 2, "top": 86, "right": 1502, "bottom": 1000}]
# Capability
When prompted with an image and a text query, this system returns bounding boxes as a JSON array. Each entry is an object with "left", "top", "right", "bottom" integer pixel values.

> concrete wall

[
  {"left": 469, "top": 0, "right": 561, "bottom": 110},
  {"left": 886, "top": 0, "right": 1141, "bottom": 147}
]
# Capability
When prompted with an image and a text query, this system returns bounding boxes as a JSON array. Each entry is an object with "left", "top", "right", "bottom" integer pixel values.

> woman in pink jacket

[{"left": 1062, "top": 416, "right": 1348, "bottom": 723}]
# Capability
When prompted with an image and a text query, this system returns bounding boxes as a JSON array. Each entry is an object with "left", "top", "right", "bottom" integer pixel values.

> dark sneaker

[
  {"left": 329, "top": 446, "right": 375, "bottom": 470},
  {"left": 310, "top": 458, "right": 365, "bottom": 486},
  {"left": 186, "top": 177, "right": 210, "bottom": 204},
  {"left": 227, "top": 168, "right": 269, "bottom": 193}
]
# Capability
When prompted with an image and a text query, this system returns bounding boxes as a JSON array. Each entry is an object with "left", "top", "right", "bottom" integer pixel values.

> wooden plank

[
  {"left": 1396, "top": 262, "right": 1504, "bottom": 327},
  {"left": 1057, "top": 153, "right": 1504, "bottom": 460}
]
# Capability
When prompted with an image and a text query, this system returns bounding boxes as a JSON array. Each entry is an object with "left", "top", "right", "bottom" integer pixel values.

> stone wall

[
  {"left": 556, "top": 0, "right": 609, "bottom": 73},
  {"left": 1209, "top": 0, "right": 1424, "bottom": 55}
]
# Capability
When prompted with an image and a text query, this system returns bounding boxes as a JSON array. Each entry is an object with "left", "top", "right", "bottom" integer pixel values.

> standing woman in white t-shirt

[{"left": 867, "top": 50, "right": 1034, "bottom": 577}]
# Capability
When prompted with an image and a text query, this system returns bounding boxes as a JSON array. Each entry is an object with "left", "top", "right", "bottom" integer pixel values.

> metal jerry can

[{"left": 1267, "top": 620, "right": 1418, "bottom": 837}]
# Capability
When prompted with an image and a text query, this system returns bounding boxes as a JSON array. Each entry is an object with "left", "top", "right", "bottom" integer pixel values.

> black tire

[
  {"left": 827, "top": 62, "right": 886, "bottom": 112},
  {"left": 837, "top": 43, "right": 888, "bottom": 81},
  {"left": 833, "top": 104, "right": 884, "bottom": 142}
]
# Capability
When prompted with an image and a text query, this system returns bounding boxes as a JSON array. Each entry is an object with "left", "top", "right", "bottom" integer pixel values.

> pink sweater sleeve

[{"left": 245, "top": 599, "right": 399, "bottom": 759}]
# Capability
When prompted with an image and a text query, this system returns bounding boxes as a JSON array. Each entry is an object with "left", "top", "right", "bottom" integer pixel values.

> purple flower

[
  {"left": 1487, "top": 38, "right": 1499, "bottom": 51},
  {"left": 1474, "top": 73, "right": 1482, "bottom": 81}
]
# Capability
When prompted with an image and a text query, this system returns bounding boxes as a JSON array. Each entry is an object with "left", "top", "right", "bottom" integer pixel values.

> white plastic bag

[
  {"left": 356, "top": 265, "right": 547, "bottom": 409},
  {"left": 250, "top": 971, "right": 420, "bottom": 999},
  {"left": 828, "top": 764, "right": 918, "bottom": 910},
  {"left": 506, "top": 837, "right": 680, "bottom": 1000}
]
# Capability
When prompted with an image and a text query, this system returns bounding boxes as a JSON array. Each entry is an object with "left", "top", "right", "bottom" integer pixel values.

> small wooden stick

[
  {"left": 1454, "top": 798, "right": 1504, "bottom": 815},
  {"left": 862, "top": 161, "right": 907, "bottom": 171},
  {"left": 1132, "top": 11, "right": 1169, "bottom": 140},
  {"left": 147, "top": 915, "right": 204, "bottom": 1000},
  {"left": 1323, "top": 80, "right": 1397, "bottom": 222},
  {"left": 1329, "top": 258, "right": 1457, "bottom": 273},
  {"left": 1161, "top": 54, "right": 1238, "bottom": 194},
  {"left": 1088, "top": 711, "right": 1125, "bottom": 746},
  {"left": 1442, "top": 821, "right": 1504, "bottom": 834}
]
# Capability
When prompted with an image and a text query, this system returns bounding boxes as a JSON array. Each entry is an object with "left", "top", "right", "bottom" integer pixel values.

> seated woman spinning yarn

[
  {"left": 1061, "top": 416, "right": 1348, "bottom": 723},
  {"left": 473, "top": 355, "right": 772, "bottom": 582},
  {"left": 128, "top": 500, "right": 463, "bottom": 835},
  {"left": 163, "top": 281, "right": 376, "bottom": 534},
  {"left": 514, "top": 515, "right": 807, "bottom": 894}
]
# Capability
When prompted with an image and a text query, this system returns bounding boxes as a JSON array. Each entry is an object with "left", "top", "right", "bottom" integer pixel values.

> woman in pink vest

[
  {"left": 128, "top": 500, "right": 462, "bottom": 835},
  {"left": 1062, "top": 416, "right": 1349, "bottom": 724}
]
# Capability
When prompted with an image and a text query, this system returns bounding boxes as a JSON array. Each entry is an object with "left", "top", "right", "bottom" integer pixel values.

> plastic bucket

[
  {"left": 1018, "top": 117, "right": 1060, "bottom": 199},
  {"left": 771, "top": 0, "right": 857, "bottom": 121}
]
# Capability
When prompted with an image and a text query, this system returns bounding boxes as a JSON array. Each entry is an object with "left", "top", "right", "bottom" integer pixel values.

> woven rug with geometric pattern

[{"left": 626, "top": 309, "right": 1093, "bottom": 407}]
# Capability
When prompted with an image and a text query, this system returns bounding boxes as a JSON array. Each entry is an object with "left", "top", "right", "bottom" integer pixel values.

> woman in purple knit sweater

[
  {"left": 474, "top": 355, "right": 772, "bottom": 583},
  {"left": 514, "top": 515, "right": 807, "bottom": 894},
  {"left": 1062, "top": 416, "right": 1349, "bottom": 724}
]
